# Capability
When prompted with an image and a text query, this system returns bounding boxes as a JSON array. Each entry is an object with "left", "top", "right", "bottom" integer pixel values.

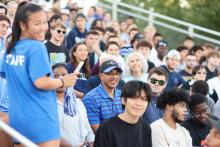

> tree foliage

[{"left": 120, "top": 0, "right": 220, "bottom": 32}]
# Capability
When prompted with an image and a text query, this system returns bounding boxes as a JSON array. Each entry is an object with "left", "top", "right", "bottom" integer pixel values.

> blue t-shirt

[
  {"left": 0, "top": 77, "right": 8, "bottom": 112},
  {"left": 0, "top": 38, "right": 5, "bottom": 51},
  {"left": 0, "top": 49, "right": 8, "bottom": 112},
  {"left": 1, "top": 39, "right": 60, "bottom": 143}
]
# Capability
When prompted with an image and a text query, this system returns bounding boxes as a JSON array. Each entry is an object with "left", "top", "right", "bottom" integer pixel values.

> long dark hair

[
  {"left": 70, "top": 42, "right": 90, "bottom": 78},
  {"left": 7, "top": 2, "right": 43, "bottom": 54}
]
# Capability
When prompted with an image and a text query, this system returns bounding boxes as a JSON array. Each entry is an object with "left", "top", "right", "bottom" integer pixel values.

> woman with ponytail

[{"left": 1, "top": 2, "right": 78, "bottom": 146}]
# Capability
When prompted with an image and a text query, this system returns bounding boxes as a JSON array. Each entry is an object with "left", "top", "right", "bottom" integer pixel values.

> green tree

[{"left": 120, "top": 0, "right": 220, "bottom": 32}]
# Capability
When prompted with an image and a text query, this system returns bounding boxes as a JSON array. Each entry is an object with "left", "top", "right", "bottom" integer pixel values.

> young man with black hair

[
  {"left": 183, "top": 36, "right": 194, "bottom": 50},
  {"left": 65, "top": 13, "right": 87, "bottom": 50},
  {"left": 153, "top": 33, "right": 163, "bottom": 47},
  {"left": 85, "top": 30, "right": 102, "bottom": 69},
  {"left": 175, "top": 45, "right": 190, "bottom": 72},
  {"left": 126, "top": 16, "right": 134, "bottom": 27},
  {"left": 148, "top": 32, "right": 163, "bottom": 62},
  {"left": 151, "top": 87, "right": 192, "bottom": 147},
  {"left": 179, "top": 52, "right": 197, "bottom": 81},
  {"left": 94, "top": 80, "right": 152, "bottom": 147},
  {"left": 190, "top": 45, "right": 204, "bottom": 63},
  {"left": 200, "top": 43, "right": 215, "bottom": 65},
  {"left": 0, "top": 15, "right": 10, "bottom": 51},
  {"left": 136, "top": 40, "right": 155, "bottom": 72},
  {"left": 182, "top": 93, "right": 211, "bottom": 146},
  {"left": 191, "top": 80, "right": 215, "bottom": 114}
]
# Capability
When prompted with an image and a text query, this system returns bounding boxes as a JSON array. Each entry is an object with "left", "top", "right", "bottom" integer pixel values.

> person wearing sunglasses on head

[
  {"left": 45, "top": 21, "right": 69, "bottom": 65},
  {"left": 143, "top": 67, "right": 168, "bottom": 124}
]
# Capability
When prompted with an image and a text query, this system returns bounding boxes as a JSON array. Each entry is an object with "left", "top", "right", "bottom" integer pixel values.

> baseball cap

[
  {"left": 133, "top": 32, "right": 145, "bottom": 41},
  {"left": 0, "top": 3, "right": 7, "bottom": 9},
  {"left": 166, "top": 50, "right": 181, "bottom": 60},
  {"left": 99, "top": 60, "right": 122, "bottom": 74},
  {"left": 156, "top": 40, "right": 168, "bottom": 49},
  {"left": 61, "top": 9, "right": 70, "bottom": 15}
]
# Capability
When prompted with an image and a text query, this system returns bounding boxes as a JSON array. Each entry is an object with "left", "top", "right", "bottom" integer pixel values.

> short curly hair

[{"left": 157, "top": 87, "right": 190, "bottom": 110}]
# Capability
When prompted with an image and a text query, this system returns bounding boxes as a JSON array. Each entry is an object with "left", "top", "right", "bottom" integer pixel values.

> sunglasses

[
  {"left": 56, "top": 29, "right": 66, "bottom": 35},
  {"left": 193, "top": 107, "right": 210, "bottom": 117},
  {"left": 149, "top": 78, "right": 166, "bottom": 86}
]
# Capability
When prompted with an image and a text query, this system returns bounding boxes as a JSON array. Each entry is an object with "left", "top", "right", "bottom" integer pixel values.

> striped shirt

[
  {"left": 83, "top": 84, "right": 123, "bottom": 125},
  {"left": 120, "top": 45, "right": 133, "bottom": 57}
]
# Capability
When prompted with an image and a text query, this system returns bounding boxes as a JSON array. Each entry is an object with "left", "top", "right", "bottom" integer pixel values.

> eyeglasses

[
  {"left": 56, "top": 29, "right": 66, "bottom": 35},
  {"left": 149, "top": 78, "right": 166, "bottom": 86},
  {"left": 193, "top": 107, "right": 210, "bottom": 117}
]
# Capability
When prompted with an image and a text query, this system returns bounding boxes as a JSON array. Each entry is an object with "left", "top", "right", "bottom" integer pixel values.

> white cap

[
  {"left": 166, "top": 50, "right": 181, "bottom": 60},
  {"left": 61, "top": 9, "right": 70, "bottom": 15},
  {"left": 0, "top": 3, "right": 7, "bottom": 9}
]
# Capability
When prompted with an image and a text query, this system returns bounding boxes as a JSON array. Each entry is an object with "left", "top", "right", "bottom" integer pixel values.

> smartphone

[{"left": 74, "top": 61, "right": 84, "bottom": 73}]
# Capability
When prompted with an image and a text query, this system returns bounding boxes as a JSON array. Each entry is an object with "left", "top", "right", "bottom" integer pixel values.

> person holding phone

[
  {"left": 1, "top": 2, "right": 78, "bottom": 146},
  {"left": 67, "top": 42, "right": 90, "bottom": 98}
]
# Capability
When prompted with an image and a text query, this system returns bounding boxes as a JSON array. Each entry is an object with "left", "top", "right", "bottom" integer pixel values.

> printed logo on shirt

[
  {"left": 5, "top": 54, "right": 25, "bottom": 66},
  {"left": 49, "top": 53, "right": 66, "bottom": 64},
  {"left": 75, "top": 37, "right": 85, "bottom": 43}
]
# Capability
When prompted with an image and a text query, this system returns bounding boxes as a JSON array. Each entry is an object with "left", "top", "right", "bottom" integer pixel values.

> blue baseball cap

[{"left": 99, "top": 60, "right": 122, "bottom": 74}]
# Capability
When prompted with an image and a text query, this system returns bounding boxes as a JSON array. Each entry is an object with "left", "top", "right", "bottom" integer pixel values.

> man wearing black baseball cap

[{"left": 83, "top": 60, "right": 123, "bottom": 133}]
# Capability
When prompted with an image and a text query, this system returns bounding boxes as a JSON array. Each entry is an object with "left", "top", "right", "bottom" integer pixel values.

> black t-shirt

[
  {"left": 94, "top": 116, "right": 152, "bottom": 147},
  {"left": 45, "top": 41, "right": 70, "bottom": 64},
  {"left": 179, "top": 69, "right": 192, "bottom": 81},
  {"left": 181, "top": 79, "right": 193, "bottom": 91},
  {"left": 205, "top": 66, "right": 218, "bottom": 81},
  {"left": 182, "top": 118, "right": 211, "bottom": 146},
  {"left": 147, "top": 61, "right": 155, "bottom": 72}
]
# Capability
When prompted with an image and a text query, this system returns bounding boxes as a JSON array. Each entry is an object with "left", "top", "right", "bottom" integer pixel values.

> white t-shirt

[
  {"left": 149, "top": 55, "right": 166, "bottom": 67},
  {"left": 207, "top": 76, "right": 220, "bottom": 102},
  {"left": 148, "top": 47, "right": 157, "bottom": 61},
  {"left": 207, "top": 76, "right": 220, "bottom": 117},
  {"left": 151, "top": 118, "right": 192, "bottom": 147},
  {"left": 57, "top": 99, "right": 95, "bottom": 147}
]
